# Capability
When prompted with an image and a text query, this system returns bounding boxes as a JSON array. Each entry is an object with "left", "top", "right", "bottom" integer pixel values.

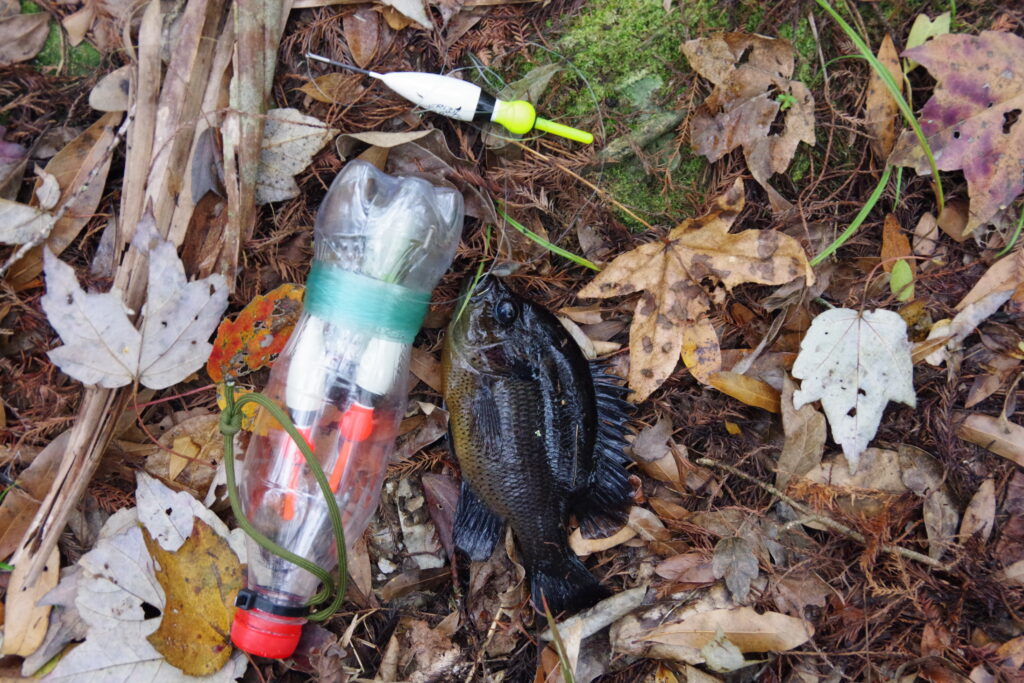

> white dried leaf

[
  {"left": 44, "top": 474, "right": 246, "bottom": 682},
  {"left": 41, "top": 231, "right": 229, "bottom": 390},
  {"left": 0, "top": 197, "right": 55, "bottom": 245},
  {"left": 701, "top": 628, "right": 749, "bottom": 673},
  {"left": 139, "top": 239, "right": 227, "bottom": 389},
  {"left": 792, "top": 308, "right": 915, "bottom": 473},
  {"left": 34, "top": 166, "right": 60, "bottom": 209},
  {"left": 256, "top": 108, "right": 336, "bottom": 204},
  {"left": 379, "top": 0, "right": 431, "bottom": 29},
  {"left": 41, "top": 248, "right": 142, "bottom": 388},
  {"left": 924, "top": 289, "right": 1014, "bottom": 366}
]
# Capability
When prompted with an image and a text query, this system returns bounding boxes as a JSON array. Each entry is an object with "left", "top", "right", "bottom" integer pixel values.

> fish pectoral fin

[{"left": 453, "top": 480, "right": 505, "bottom": 561}]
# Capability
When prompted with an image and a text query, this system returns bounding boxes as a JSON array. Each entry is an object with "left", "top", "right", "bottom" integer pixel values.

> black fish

[{"left": 442, "top": 275, "right": 632, "bottom": 612}]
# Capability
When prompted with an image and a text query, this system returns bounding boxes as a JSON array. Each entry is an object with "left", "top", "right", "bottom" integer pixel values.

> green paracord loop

[{"left": 220, "top": 382, "right": 348, "bottom": 622}]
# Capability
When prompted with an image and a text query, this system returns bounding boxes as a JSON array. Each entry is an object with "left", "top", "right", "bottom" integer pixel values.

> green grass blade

[
  {"left": 812, "top": 165, "right": 893, "bottom": 266},
  {"left": 815, "top": 0, "right": 944, "bottom": 212},
  {"left": 996, "top": 204, "right": 1024, "bottom": 258},
  {"left": 542, "top": 598, "right": 576, "bottom": 683},
  {"left": 498, "top": 208, "right": 600, "bottom": 272}
]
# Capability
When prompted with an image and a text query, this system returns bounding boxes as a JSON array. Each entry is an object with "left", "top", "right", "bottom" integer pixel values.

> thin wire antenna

[{"left": 305, "top": 53, "right": 384, "bottom": 79}]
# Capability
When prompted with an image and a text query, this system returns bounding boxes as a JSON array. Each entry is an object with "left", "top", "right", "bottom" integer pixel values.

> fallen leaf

[
  {"left": 655, "top": 553, "right": 716, "bottom": 585},
  {"left": 955, "top": 248, "right": 1024, "bottom": 311},
  {"left": 142, "top": 413, "right": 224, "bottom": 495},
  {"left": 61, "top": 3, "right": 94, "bottom": 45},
  {"left": 966, "top": 353, "right": 1021, "bottom": 408},
  {"left": 792, "top": 308, "right": 916, "bottom": 473},
  {"left": 777, "top": 375, "right": 826, "bottom": 491},
  {"left": 343, "top": 6, "right": 380, "bottom": 69},
  {"left": 0, "top": 198, "right": 55, "bottom": 247},
  {"left": 299, "top": 72, "right": 365, "bottom": 105},
  {"left": 0, "top": 430, "right": 71, "bottom": 561},
  {"left": 924, "top": 289, "right": 1014, "bottom": 366},
  {"left": 89, "top": 65, "right": 133, "bottom": 112},
  {"left": 44, "top": 473, "right": 246, "bottom": 681},
  {"left": 913, "top": 212, "right": 940, "bottom": 257},
  {"left": 6, "top": 111, "right": 122, "bottom": 289},
  {"left": 960, "top": 479, "right": 996, "bottom": 544},
  {"left": 34, "top": 166, "right": 60, "bottom": 210},
  {"left": 409, "top": 345, "right": 443, "bottom": 393},
  {"left": 708, "top": 371, "right": 781, "bottom": 413},
  {"left": 421, "top": 472, "right": 459, "bottom": 558},
  {"left": 701, "top": 627, "right": 750, "bottom": 673},
  {"left": 42, "top": 222, "right": 229, "bottom": 389},
  {"left": 206, "top": 282, "right": 304, "bottom": 382},
  {"left": 0, "top": 12, "right": 49, "bottom": 65},
  {"left": 379, "top": 0, "right": 431, "bottom": 30},
  {"left": 899, "top": 443, "right": 959, "bottom": 561},
  {"left": 769, "top": 572, "right": 829, "bottom": 620},
  {"left": 642, "top": 606, "right": 813, "bottom": 654},
  {"left": 579, "top": 180, "right": 812, "bottom": 401},
  {"left": 0, "top": 125, "right": 27, "bottom": 200},
  {"left": 904, "top": 12, "right": 951, "bottom": 71},
  {"left": 142, "top": 519, "right": 241, "bottom": 675},
  {"left": 711, "top": 536, "right": 759, "bottom": 603},
  {"left": 683, "top": 33, "right": 815, "bottom": 213},
  {"left": 630, "top": 415, "right": 677, "bottom": 482},
  {"left": 256, "top": 108, "right": 337, "bottom": 205},
  {"left": 958, "top": 414, "right": 1024, "bottom": 466},
  {"left": 882, "top": 214, "right": 915, "bottom": 275},
  {"left": 890, "top": 32, "right": 1024, "bottom": 234},
  {"left": 1, "top": 546, "right": 59, "bottom": 655},
  {"left": 865, "top": 35, "right": 902, "bottom": 159}
]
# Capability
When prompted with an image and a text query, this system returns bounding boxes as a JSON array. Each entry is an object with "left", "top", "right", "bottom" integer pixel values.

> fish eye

[{"left": 493, "top": 299, "right": 518, "bottom": 326}]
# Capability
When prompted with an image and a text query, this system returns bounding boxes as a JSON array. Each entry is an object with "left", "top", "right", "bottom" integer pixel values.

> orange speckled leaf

[{"left": 206, "top": 284, "right": 304, "bottom": 382}]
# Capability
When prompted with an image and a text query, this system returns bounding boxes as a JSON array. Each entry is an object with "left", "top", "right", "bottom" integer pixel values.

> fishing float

[{"left": 306, "top": 53, "right": 594, "bottom": 144}]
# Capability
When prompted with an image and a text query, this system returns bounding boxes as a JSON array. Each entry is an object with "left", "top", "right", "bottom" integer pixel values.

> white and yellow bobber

[{"left": 307, "top": 55, "right": 594, "bottom": 145}]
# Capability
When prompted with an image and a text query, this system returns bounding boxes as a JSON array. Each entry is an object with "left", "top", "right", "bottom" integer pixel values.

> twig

[
  {"left": 695, "top": 457, "right": 954, "bottom": 571},
  {"left": 509, "top": 140, "right": 655, "bottom": 231},
  {"left": 465, "top": 606, "right": 506, "bottom": 683}
]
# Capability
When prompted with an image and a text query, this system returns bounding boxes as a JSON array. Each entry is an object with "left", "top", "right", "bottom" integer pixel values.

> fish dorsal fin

[{"left": 573, "top": 364, "right": 633, "bottom": 537}]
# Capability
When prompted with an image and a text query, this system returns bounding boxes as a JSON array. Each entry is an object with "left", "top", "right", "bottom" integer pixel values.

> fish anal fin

[{"left": 454, "top": 480, "right": 504, "bottom": 561}]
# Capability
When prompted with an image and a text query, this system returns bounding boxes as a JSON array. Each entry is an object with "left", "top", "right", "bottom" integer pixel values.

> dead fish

[{"left": 442, "top": 275, "right": 632, "bottom": 612}]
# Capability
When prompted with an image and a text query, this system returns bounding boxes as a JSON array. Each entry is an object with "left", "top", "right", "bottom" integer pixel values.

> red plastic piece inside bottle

[
  {"left": 231, "top": 608, "right": 304, "bottom": 659},
  {"left": 340, "top": 403, "right": 374, "bottom": 441}
]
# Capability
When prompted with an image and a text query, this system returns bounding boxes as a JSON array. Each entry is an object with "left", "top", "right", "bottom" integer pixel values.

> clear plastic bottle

[{"left": 230, "top": 161, "right": 463, "bottom": 658}]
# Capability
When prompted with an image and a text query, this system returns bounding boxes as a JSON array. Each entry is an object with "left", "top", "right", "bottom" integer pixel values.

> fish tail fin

[{"left": 530, "top": 554, "right": 610, "bottom": 614}]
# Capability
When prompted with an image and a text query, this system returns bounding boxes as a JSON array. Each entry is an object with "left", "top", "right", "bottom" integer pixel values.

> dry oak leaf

[
  {"left": 683, "top": 33, "right": 815, "bottom": 214},
  {"left": 890, "top": 32, "right": 1024, "bottom": 234},
  {"left": 578, "top": 179, "right": 813, "bottom": 402}
]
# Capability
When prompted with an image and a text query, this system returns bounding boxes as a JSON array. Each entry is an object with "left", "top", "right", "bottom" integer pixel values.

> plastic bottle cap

[{"left": 231, "top": 608, "right": 304, "bottom": 659}]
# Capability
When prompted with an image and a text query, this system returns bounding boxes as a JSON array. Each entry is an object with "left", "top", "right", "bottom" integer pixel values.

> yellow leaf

[
  {"left": 865, "top": 35, "right": 902, "bottom": 159},
  {"left": 579, "top": 180, "right": 813, "bottom": 401},
  {"left": 681, "top": 317, "right": 722, "bottom": 385},
  {"left": 143, "top": 519, "right": 243, "bottom": 676},
  {"left": 725, "top": 421, "right": 742, "bottom": 435},
  {"left": 708, "top": 371, "right": 781, "bottom": 413}
]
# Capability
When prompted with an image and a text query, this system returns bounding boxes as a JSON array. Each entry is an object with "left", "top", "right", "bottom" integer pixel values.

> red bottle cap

[{"left": 231, "top": 608, "right": 304, "bottom": 659}]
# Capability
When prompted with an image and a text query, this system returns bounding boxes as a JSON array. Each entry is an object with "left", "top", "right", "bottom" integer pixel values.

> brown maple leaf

[
  {"left": 890, "top": 31, "right": 1024, "bottom": 234},
  {"left": 578, "top": 180, "right": 814, "bottom": 402},
  {"left": 683, "top": 33, "right": 816, "bottom": 214}
]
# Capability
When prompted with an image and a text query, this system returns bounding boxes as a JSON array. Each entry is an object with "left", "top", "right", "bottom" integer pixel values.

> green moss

[
  {"left": 601, "top": 151, "right": 706, "bottom": 230},
  {"left": 778, "top": 17, "right": 820, "bottom": 87},
  {"left": 23, "top": 0, "right": 102, "bottom": 77},
  {"left": 553, "top": 0, "right": 684, "bottom": 118}
]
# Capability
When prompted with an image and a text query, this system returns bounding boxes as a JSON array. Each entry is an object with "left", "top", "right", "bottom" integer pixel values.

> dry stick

[
  {"left": 509, "top": 140, "right": 655, "bottom": 232},
  {"left": 465, "top": 606, "right": 507, "bottom": 683},
  {"left": 695, "top": 457, "right": 954, "bottom": 572}
]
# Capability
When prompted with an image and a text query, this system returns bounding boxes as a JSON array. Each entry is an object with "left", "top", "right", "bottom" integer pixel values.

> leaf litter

[{"left": 3, "top": 2, "right": 1024, "bottom": 682}]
